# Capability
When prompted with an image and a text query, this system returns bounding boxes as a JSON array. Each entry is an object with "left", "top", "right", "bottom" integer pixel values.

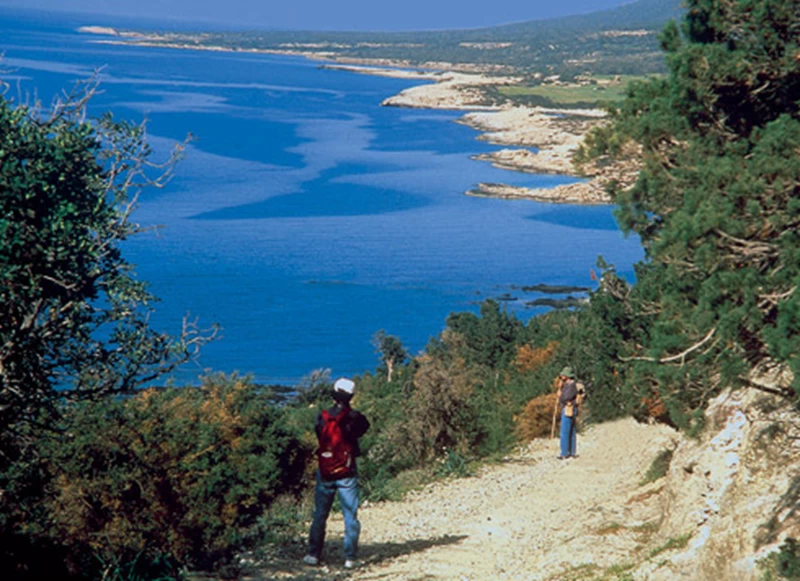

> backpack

[
  {"left": 575, "top": 381, "right": 594, "bottom": 405},
  {"left": 576, "top": 382, "right": 586, "bottom": 406},
  {"left": 565, "top": 382, "right": 588, "bottom": 418},
  {"left": 317, "top": 408, "right": 354, "bottom": 480}
]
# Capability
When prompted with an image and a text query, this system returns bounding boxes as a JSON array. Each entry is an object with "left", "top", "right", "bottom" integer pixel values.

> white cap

[{"left": 334, "top": 378, "right": 355, "bottom": 394}]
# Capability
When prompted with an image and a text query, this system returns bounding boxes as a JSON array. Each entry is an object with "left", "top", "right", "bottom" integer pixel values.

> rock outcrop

[
  {"left": 639, "top": 386, "right": 800, "bottom": 581},
  {"left": 467, "top": 181, "right": 612, "bottom": 205},
  {"left": 381, "top": 72, "right": 520, "bottom": 110}
]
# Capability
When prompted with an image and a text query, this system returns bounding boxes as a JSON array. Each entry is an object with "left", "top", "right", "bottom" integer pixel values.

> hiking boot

[
  {"left": 303, "top": 555, "right": 319, "bottom": 566},
  {"left": 344, "top": 559, "right": 358, "bottom": 569}
]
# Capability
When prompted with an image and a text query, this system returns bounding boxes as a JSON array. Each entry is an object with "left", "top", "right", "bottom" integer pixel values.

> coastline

[
  {"left": 78, "top": 27, "right": 636, "bottom": 205},
  {"left": 309, "top": 65, "right": 637, "bottom": 205}
]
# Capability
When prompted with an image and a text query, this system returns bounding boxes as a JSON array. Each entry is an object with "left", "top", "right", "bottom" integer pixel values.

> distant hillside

[{"left": 111, "top": 0, "right": 683, "bottom": 76}]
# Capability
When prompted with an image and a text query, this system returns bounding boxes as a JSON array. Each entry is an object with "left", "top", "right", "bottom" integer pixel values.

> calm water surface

[{"left": 1, "top": 9, "right": 643, "bottom": 385}]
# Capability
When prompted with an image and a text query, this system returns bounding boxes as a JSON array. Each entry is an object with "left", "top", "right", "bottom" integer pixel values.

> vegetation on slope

[
  {"left": 114, "top": 0, "right": 682, "bottom": 77},
  {"left": 2, "top": 0, "right": 799, "bottom": 578},
  {"left": 575, "top": 0, "right": 800, "bottom": 430}
]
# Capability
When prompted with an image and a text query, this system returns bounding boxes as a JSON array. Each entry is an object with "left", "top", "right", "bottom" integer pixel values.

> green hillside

[{"left": 119, "top": 0, "right": 683, "bottom": 76}]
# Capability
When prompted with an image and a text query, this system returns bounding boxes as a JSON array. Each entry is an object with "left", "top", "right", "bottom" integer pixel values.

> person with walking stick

[{"left": 555, "top": 366, "right": 580, "bottom": 459}]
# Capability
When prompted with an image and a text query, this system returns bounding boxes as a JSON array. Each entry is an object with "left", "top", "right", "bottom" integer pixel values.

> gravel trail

[{"left": 250, "top": 418, "right": 678, "bottom": 581}]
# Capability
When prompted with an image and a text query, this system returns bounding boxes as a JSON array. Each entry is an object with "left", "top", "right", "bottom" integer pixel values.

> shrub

[
  {"left": 514, "top": 342, "right": 559, "bottom": 374},
  {"left": 355, "top": 370, "right": 418, "bottom": 500},
  {"left": 777, "top": 538, "right": 800, "bottom": 580},
  {"left": 759, "top": 537, "right": 800, "bottom": 580},
  {"left": 406, "top": 352, "right": 479, "bottom": 462},
  {"left": 37, "top": 374, "right": 310, "bottom": 578},
  {"left": 640, "top": 448, "right": 674, "bottom": 486},
  {"left": 436, "top": 449, "right": 473, "bottom": 478},
  {"left": 515, "top": 393, "right": 559, "bottom": 441}
]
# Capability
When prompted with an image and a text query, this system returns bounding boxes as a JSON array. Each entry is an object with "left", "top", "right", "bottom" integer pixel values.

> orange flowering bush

[
  {"left": 515, "top": 393, "right": 559, "bottom": 441},
  {"left": 513, "top": 341, "right": 559, "bottom": 374}
]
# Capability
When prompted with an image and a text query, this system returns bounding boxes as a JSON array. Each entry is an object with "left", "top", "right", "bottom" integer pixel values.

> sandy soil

[{"left": 245, "top": 418, "right": 679, "bottom": 581}]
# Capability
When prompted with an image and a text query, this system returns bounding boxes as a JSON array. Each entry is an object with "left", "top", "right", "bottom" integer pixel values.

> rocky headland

[
  {"left": 329, "top": 69, "right": 642, "bottom": 205},
  {"left": 78, "top": 26, "right": 637, "bottom": 205},
  {"left": 338, "top": 64, "right": 637, "bottom": 205}
]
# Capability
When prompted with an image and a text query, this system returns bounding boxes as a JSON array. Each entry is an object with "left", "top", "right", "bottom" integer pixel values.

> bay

[{"left": 1, "top": 8, "right": 643, "bottom": 385}]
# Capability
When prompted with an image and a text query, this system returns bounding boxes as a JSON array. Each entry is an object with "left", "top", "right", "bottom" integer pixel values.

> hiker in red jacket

[{"left": 304, "top": 378, "right": 370, "bottom": 570}]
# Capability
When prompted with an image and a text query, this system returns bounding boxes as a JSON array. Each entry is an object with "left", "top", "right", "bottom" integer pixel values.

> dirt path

[{"left": 250, "top": 418, "right": 679, "bottom": 581}]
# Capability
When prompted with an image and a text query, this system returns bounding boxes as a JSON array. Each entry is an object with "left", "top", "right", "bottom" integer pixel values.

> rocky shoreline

[
  {"left": 466, "top": 181, "right": 612, "bottom": 206},
  {"left": 336, "top": 65, "right": 636, "bottom": 205},
  {"left": 285, "top": 65, "right": 641, "bottom": 205},
  {"left": 284, "top": 61, "right": 633, "bottom": 204},
  {"left": 79, "top": 26, "right": 637, "bottom": 205}
]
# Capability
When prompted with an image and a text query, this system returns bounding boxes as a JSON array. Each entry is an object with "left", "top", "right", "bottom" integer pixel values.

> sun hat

[
  {"left": 559, "top": 366, "right": 575, "bottom": 379},
  {"left": 334, "top": 377, "right": 355, "bottom": 395}
]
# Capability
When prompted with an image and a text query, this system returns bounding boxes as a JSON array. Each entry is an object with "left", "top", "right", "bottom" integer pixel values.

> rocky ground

[{"left": 244, "top": 418, "right": 682, "bottom": 581}]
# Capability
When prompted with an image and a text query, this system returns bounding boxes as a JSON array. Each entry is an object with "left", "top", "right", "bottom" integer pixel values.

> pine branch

[{"left": 620, "top": 327, "right": 717, "bottom": 364}]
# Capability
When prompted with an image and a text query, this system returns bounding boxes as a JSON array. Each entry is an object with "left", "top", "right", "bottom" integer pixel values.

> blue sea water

[{"left": 1, "top": 8, "right": 644, "bottom": 385}]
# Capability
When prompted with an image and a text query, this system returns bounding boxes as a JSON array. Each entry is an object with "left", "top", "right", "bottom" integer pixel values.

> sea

[{"left": 0, "top": 8, "right": 644, "bottom": 386}]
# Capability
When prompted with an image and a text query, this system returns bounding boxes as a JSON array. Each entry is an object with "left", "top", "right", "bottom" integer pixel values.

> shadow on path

[{"left": 244, "top": 534, "right": 467, "bottom": 580}]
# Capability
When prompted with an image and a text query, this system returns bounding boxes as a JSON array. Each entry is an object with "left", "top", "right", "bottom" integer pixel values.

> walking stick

[{"left": 550, "top": 385, "right": 560, "bottom": 440}]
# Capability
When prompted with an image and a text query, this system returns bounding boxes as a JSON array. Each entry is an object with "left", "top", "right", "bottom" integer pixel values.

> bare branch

[
  {"left": 743, "top": 378, "right": 795, "bottom": 398},
  {"left": 41, "top": 275, "right": 79, "bottom": 292},
  {"left": 620, "top": 327, "right": 717, "bottom": 364},
  {"left": 758, "top": 286, "right": 797, "bottom": 309},
  {"left": 714, "top": 228, "right": 778, "bottom": 254}
]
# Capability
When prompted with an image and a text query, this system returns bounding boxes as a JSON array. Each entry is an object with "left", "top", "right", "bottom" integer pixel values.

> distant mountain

[
  {"left": 467, "top": 0, "right": 684, "bottom": 39},
  {"left": 112, "top": 0, "right": 684, "bottom": 76}
]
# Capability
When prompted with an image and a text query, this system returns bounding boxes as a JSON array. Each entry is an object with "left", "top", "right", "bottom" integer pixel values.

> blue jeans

[
  {"left": 307, "top": 471, "right": 360, "bottom": 560},
  {"left": 560, "top": 408, "right": 577, "bottom": 457}
]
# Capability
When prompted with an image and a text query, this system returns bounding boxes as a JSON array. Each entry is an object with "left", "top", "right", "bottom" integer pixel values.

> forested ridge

[
  {"left": 2, "top": 0, "right": 799, "bottom": 579},
  {"left": 108, "top": 0, "right": 683, "bottom": 76}
]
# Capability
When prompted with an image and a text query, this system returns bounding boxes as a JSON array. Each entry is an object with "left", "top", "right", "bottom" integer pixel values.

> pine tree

[{"left": 586, "top": 0, "right": 800, "bottom": 427}]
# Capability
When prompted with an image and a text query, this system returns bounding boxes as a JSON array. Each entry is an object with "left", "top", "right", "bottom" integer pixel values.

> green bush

[
  {"left": 640, "top": 448, "right": 674, "bottom": 485},
  {"left": 760, "top": 537, "right": 800, "bottom": 580},
  {"left": 27, "top": 374, "right": 310, "bottom": 578},
  {"left": 436, "top": 449, "right": 472, "bottom": 478},
  {"left": 777, "top": 538, "right": 800, "bottom": 580}
]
